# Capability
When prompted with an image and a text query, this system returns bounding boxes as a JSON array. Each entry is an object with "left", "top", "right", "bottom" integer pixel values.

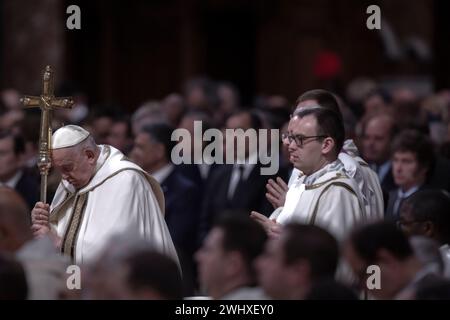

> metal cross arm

[{"left": 20, "top": 65, "right": 74, "bottom": 203}]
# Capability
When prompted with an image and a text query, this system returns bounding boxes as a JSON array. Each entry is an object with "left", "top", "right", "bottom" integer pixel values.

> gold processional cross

[{"left": 21, "top": 65, "right": 74, "bottom": 203}]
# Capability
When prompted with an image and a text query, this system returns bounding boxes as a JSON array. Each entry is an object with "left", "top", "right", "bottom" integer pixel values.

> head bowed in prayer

[{"left": 51, "top": 125, "right": 100, "bottom": 189}]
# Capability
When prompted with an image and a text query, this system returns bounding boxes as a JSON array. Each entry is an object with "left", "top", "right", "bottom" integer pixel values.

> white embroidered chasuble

[{"left": 49, "top": 145, "right": 179, "bottom": 265}]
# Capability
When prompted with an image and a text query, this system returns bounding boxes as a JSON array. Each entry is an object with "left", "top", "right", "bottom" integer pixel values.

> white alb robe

[
  {"left": 274, "top": 162, "right": 374, "bottom": 285},
  {"left": 49, "top": 145, "right": 179, "bottom": 265},
  {"left": 272, "top": 164, "right": 369, "bottom": 241},
  {"left": 286, "top": 139, "right": 384, "bottom": 220}
]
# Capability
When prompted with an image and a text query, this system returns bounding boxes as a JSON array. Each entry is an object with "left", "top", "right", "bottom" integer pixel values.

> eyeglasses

[
  {"left": 396, "top": 219, "right": 425, "bottom": 229},
  {"left": 281, "top": 133, "right": 327, "bottom": 148}
]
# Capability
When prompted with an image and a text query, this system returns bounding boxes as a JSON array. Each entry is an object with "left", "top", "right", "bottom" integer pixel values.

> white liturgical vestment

[
  {"left": 272, "top": 160, "right": 371, "bottom": 241},
  {"left": 49, "top": 145, "right": 179, "bottom": 265},
  {"left": 286, "top": 139, "right": 384, "bottom": 221}
]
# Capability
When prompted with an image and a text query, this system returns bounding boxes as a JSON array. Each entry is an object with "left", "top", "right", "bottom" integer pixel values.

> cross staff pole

[{"left": 21, "top": 65, "right": 74, "bottom": 203}]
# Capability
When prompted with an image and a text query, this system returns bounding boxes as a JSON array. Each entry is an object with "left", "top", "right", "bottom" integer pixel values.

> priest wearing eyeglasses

[{"left": 251, "top": 107, "right": 373, "bottom": 243}]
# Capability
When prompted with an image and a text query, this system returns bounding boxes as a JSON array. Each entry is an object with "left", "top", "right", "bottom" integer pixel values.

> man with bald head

[
  {"left": 362, "top": 113, "right": 398, "bottom": 195},
  {"left": 31, "top": 125, "right": 178, "bottom": 266}
]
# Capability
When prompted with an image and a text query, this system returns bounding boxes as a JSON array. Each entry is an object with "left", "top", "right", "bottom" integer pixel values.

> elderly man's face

[
  {"left": 362, "top": 117, "right": 393, "bottom": 164},
  {"left": 52, "top": 147, "right": 96, "bottom": 189},
  {"left": 130, "top": 133, "right": 164, "bottom": 173},
  {"left": 225, "top": 113, "right": 255, "bottom": 161}
]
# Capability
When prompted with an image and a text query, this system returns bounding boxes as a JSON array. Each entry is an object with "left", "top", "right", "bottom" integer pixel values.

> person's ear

[
  {"left": 422, "top": 221, "right": 435, "bottom": 238},
  {"left": 226, "top": 251, "right": 245, "bottom": 276},
  {"left": 85, "top": 149, "right": 96, "bottom": 163},
  {"left": 287, "top": 259, "right": 311, "bottom": 286},
  {"left": 155, "top": 143, "right": 166, "bottom": 160},
  {"left": 376, "top": 248, "right": 396, "bottom": 269},
  {"left": 417, "top": 165, "right": 428, "bottom": 180},
  {"left": 321, "top": 137, "right": 335, "bottom": 155},
  {"left": 17, "top": 152, "right": 26, "bottom": 168},
  {"left": 0, "top": 225, "right": 7, "bottom": 241},
  {"left": 0, "top": 226, "right": 12, "bottom": 250}
]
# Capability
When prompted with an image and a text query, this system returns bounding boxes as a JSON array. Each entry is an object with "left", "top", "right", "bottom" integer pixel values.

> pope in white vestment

[{"left": 44, "top": 125, "right": 179, "bottom": 265}]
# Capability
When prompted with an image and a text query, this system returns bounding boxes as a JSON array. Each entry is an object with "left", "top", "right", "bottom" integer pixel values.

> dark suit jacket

[
  {"left": 161, "top": 168, "right": 201, "bottom": 255},
  {"left": 380, "top": 168, "right": 396, "bottom": 208},
  {"left": 385, "top": 185, "right": 426, "bottom": 221},
  {"left": 175, "top": 163, "right": 217, "bottom": 193},
  {"left": 429, "top": 157, "right": 450, "bottom": 192},
  {"left": 15, "top": 169, "right": 39, "bottom": 210},
  {"left": 161, "top": 168, "right": 202, "bottom": 296},
  {"left": 199, "top": 163, "right": 289, "bottom": 242}
]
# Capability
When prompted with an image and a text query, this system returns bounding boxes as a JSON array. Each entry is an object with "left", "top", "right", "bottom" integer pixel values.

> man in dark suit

[
  {"left": 130, "top": 123, "right": 201, "bottom": 295},
  {"left": 0, "top": 131, "right": 39, "bottom": 210},
  {"left": 385, "top": 130, "right": 435, "bottom": 220},
  {"left": 199, "top": 110, "right": 288, "bottom": 241}
]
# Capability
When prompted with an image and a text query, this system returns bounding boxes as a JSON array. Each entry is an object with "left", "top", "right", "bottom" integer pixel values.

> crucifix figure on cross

[{"left": 21, "top": 65, "right": 74, "bottom": 203}]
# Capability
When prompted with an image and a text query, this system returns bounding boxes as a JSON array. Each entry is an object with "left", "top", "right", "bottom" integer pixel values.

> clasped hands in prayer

[
  {"left": 250, "top": 176, "right": 289, "bottom": 239},
  {"left": 265, "top": 177, "right": 288, "bottom": 209}
]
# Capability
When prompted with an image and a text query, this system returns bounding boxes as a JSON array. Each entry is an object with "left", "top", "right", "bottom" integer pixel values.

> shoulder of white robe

[{"left": 141, "top": 172, "right": 166, "bottom": 215}]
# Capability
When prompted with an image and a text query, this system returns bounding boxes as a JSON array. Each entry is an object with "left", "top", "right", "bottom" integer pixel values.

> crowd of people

[{"left": 0, "top": 76, "right": 450, "bottom": 300}]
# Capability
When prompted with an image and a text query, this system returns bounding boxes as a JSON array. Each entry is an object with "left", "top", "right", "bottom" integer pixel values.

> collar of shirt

[
  {"left": 303, "top": 159, "right": 344, "bottom": 186},
  {"left": 198, "top": 163, "right": 211, "bottom": 180},
  {"left": 151, "top": 163, "right": 174, "bottom": 184},
  {"left": 397, "top": 185, "right": 420, "bottom": 199},
  {"left": 0, "top": 170, "right": 23, "bottom": 188},
  {"left": 94, "top": 145, "right": 109, "bottom": 171}
]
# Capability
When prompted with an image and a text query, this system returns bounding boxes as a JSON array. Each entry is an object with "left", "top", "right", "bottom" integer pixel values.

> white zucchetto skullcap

[{"left": 52, "top": 125, "right": 90, "bottom": 149}]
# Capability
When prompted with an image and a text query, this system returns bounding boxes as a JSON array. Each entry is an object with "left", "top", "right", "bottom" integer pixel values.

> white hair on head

[{"left": 73, "top": 135, "right": 97, "bottom": 153}]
